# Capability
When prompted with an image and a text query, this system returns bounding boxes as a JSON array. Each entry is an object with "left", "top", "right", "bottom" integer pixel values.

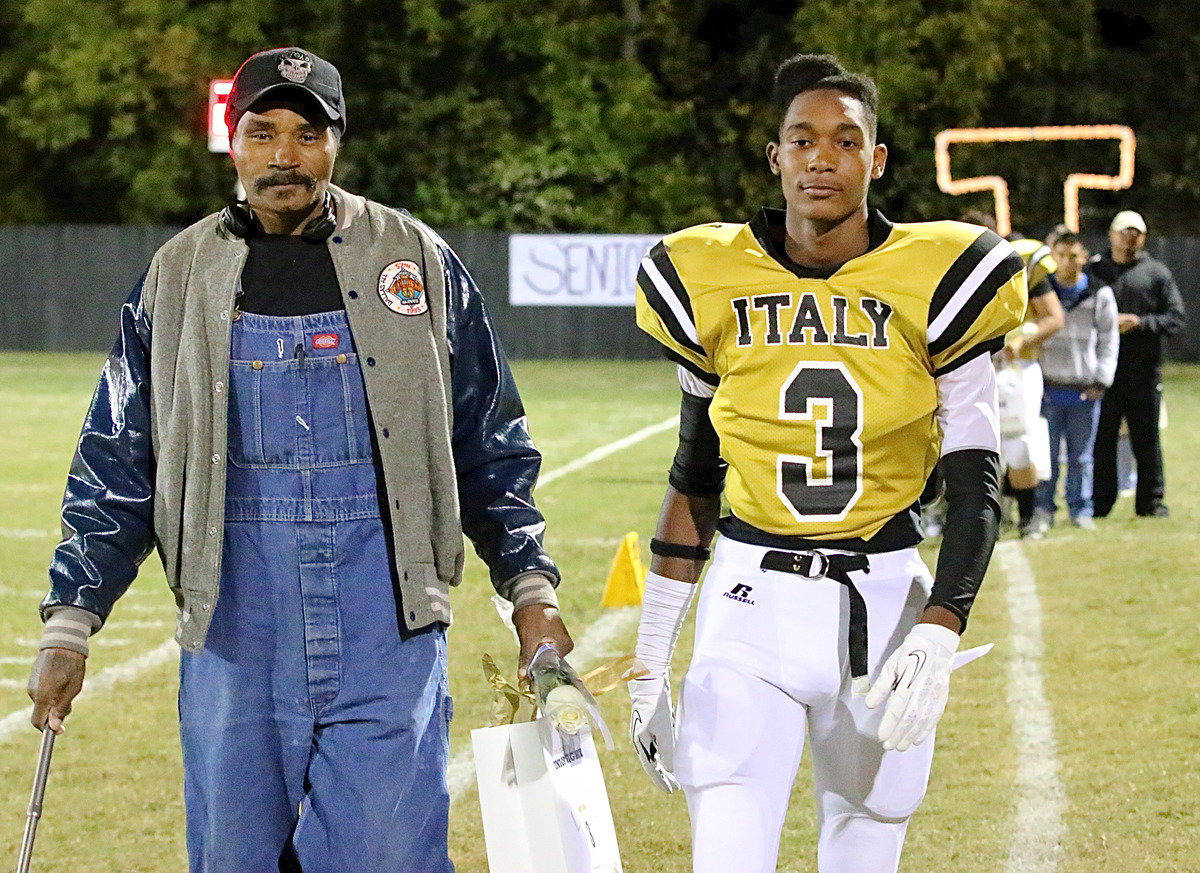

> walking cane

[{"left": 15, "top": 727, "right": 56, "bottom": 873}]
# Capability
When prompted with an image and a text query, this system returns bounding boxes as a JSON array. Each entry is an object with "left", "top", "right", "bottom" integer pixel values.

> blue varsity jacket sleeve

[
  {"left": 439, "top": 242, "right": 562, "bottom": 592},
  {"left": 42, "top": 277, "right": 157, "bottom": 625}
]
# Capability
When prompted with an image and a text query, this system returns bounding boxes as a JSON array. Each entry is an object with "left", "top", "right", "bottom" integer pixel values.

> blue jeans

[
  {"left": 1037, "top": 387, "right": 1101, "bottom": 519},
  {"left": 179, "top": 311, "right": 453, "bottom": 872}
]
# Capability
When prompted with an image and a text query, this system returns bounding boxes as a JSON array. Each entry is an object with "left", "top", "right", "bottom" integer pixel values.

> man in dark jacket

[
  {"left": 26, "top": 47, "right": 573, "bottom": 873},
  {"left": 1090, "top": 210, "right": 1186, "bottom": 518}
]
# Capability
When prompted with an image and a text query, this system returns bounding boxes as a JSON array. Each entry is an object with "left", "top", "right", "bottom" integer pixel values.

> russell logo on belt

[{"left": 378, "top": 260, "right": 428, "bottom": 316}]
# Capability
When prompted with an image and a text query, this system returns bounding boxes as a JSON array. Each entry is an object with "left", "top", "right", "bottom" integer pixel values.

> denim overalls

[{"left": 178, "top": 310, "right": 454, "bottom": 873}]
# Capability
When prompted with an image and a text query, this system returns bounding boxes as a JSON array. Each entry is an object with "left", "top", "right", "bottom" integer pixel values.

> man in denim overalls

[{"left": 29, "top": 47, "right": 572, "bottom": 872}]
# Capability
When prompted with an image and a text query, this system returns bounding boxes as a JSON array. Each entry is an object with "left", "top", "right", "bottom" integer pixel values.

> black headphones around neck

[{"left": 219, "top": 192, "right": 337, "bottom": 242}]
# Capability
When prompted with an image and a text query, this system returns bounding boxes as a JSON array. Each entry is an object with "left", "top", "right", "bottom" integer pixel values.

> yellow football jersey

[
  {"left": 1011, "top": 237, "right": 1056, "bottom": 289},
  {"left": 636, "top": 209, "right": 1028, "bottom": 544}
]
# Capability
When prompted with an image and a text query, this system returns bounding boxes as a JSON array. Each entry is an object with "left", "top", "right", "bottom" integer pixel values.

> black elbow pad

[{"left": 668, "top": 393, "right": 727, "bottom": 495}]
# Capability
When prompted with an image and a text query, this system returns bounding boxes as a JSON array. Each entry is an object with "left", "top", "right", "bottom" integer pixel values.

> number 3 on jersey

[{"left": 777, "top": 362, "right": 864, "bottom": 522}]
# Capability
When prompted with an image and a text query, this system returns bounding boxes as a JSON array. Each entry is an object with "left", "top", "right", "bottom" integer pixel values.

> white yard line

[
  {"left": 123, "top": 603, "right": 174, "bottom": 614},
  {"left": 0, "top": 639, "right": 177, "bottom": 745},
  {"left": 9, "top": 483, "right": 57, "bottom": 494},
  {"left": 0, "top": 587, "right": 46, "bottom": 598},
  {"left": 995, "top": 541, "right": 1067, "bottom": 873},
  {"left": 107, "top": 619, "right": 172, "bottom": 630},
  {"left": 538, "top": 416, "right": 678, "bottom": 487},
  {"left": 447, "top": 606, "right": 641, "bottom": 802},
  {"left": 0, "top": 528, "right": 58, "bottom": 540}
]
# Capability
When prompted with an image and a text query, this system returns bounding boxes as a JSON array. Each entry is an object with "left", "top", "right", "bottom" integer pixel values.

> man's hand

[
  {"left": 864, "top": 623, "right": 959, "bottom": 752},
  {"left": 1117, "top": 312, "right": 1141, "bottom": 334},
  {"left": 1083, "top": 386, "right": 1105, "bottom": 402},
  {"left": 28, "top": 648, "right": 86, "bottom": 734},
  {"left": 628, "top": 676, "right": 679, "bottom": 793},
  {"left": 513, "top": 604, "right": 573, "bottom": 683}
]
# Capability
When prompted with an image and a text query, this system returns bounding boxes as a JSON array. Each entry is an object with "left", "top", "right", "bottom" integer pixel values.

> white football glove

[
  {"left": 864, "top": 622, "right": 960, "bottom": 752},
  {"left": 628, "top": 675, "right": 679, "bottom": 793}
]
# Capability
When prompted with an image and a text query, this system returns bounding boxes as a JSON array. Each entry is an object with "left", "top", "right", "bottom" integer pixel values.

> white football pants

[{"left": 676, "top": 536, "right": 937, "bottom": 873}]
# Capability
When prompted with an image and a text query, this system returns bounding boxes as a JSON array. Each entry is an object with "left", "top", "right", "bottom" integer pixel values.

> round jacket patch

[{"left": 378, "top": 260, "right": 427, "bottom": 316}]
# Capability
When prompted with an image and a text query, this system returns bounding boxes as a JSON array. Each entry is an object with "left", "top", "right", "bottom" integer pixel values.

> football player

[
  {"left": 628, "top": 55, "right": 1027, "bottom": 873},
  {"left": 962, "top": 212, "right": 1065, "bottom": 537}
]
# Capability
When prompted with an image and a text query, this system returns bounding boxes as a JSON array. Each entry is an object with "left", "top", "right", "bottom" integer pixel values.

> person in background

[
  {"left": 1031, "top": 232, "right": 1118, "bottom": 532},
  {"left": 961, "top": 212, "right": 1064, "bottom": 538},
  {"left": 1090, "top": 210, "right": 1186, "bottom": 518}
]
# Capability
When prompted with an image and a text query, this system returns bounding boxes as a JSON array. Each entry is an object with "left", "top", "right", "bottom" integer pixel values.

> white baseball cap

[{"left": 1110, "top": 210, "right": 1147, "bottom": 233}]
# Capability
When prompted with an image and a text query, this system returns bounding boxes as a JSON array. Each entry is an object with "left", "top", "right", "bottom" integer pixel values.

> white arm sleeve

[
  {"left": 936, "top": 353, "right": 1001, "bottom": 456},
  {"left": 677, "top": 365, "right": 716, "bottom": 398},
  {"left": 634, "top": 572, "right": 697, "bottom": 679}
]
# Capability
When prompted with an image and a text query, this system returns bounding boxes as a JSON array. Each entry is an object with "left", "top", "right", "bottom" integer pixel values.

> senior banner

[{"left": 508, "top": 234, "right": 660, "bottom": 307}]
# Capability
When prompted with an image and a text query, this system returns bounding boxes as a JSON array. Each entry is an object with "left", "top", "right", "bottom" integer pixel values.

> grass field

[{"left": 0, "top": 352, "right": 1197, "bottom": 872}]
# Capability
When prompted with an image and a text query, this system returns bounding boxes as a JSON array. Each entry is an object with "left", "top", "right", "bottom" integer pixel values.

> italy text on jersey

[{"left": 635, "top": 214, "right": 1027, "bottom": 542}]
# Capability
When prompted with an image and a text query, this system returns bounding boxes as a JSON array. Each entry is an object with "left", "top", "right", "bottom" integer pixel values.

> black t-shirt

[{"left": 238, "top": 236, "right": 342, "bottom": 315}]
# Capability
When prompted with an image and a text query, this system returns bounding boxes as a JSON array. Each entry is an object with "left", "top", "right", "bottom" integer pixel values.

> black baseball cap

[{"left": 226, "top": 47, "right": 346, "bottom": 136}]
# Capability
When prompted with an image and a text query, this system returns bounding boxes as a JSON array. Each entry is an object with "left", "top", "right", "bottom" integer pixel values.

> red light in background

[{"left": 208, "top": 79, "right": 234, "bottom": 153}]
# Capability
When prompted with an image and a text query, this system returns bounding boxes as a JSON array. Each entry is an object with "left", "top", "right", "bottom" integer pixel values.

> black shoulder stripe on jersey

[
  {"left": 929, "top": 229, "right": 1006, "bottom": 326},
  {"left": 647, "top": 242, "right": 694, "bottom": 321},
  {"left": 661, "top": 347, "right": 720, "bottom": 387},
  {"left": 637, "top": 264, "right": 706, "bottom": 358},
  {"left": 932, "top": 336, "right": 1004, "bottom": 377},
  {"left": 928, "top": 249, "right": 1024, "bottom": 356}
]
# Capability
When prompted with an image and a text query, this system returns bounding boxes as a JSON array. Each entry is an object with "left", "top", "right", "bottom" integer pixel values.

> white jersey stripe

[
  {"left": 927, "top": 240, "right": 1015, "bottom": 343},
  {"left": 642, "top": 256, "right": 702, "bottom": 347},
  {"left": 677, "top": 365, "right": 717, "bottom": 398}
]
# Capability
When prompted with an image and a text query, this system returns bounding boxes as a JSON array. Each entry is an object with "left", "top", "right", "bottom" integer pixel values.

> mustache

[{"left": 254, "top": 172, "right": 316, "bottom": 193}]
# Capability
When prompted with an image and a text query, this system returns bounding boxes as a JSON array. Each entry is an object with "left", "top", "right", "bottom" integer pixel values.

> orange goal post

[{"left": 934, "top": 125, "right": 1137, "bottom": 236}]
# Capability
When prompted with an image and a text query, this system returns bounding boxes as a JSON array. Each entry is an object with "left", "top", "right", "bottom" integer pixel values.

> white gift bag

[
  {"left": 472, "top": 718, "right": 624, "bottom": 873},
  {"left": 995, "top": 363, "right": 1030, "bottom": 438},
  {"left": 1026, "top": 415, "right": 1052, "bottom": 481}
]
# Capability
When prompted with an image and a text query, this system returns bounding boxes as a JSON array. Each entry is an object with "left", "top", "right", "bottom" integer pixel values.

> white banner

[{"left": 508, "top": 234, "right": 660, "bottom": 307}]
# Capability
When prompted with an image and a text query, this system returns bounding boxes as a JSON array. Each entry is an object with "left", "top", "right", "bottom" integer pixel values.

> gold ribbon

[
  {"left": 481, "top": 652, "right": 649, "bottom": 727},
  {"left": 482, "top": 653, "right": 537, "bottom": 727},
  {"left": 579, "top": 653, "right": 648, "bottom": 696}
]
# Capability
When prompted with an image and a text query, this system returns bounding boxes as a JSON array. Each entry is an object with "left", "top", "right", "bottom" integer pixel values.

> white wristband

[{"left": 634, "top": 571, "right": 697, "bottom": 679}]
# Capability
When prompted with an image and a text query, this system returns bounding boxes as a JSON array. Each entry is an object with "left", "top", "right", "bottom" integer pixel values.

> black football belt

[{"left": 759, "top": 550, "right": 871, "bottom": 682}]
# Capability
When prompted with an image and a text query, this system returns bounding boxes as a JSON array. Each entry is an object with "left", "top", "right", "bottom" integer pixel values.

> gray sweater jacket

[
  {"left": 43, "top": 186, "right": 558, "bottom": 653},
  {"left": 1039, "top": 276, "right": 1119, "bottom": 389}
]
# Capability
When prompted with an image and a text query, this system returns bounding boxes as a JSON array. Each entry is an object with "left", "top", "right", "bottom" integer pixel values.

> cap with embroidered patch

[{"left": 226, "top": 47, "right": 345, "bottom": 136}]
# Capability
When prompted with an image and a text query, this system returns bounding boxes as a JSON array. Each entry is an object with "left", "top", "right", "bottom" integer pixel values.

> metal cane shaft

[{"left": 15, "top": 728, "right": 55, "bottom": 873}]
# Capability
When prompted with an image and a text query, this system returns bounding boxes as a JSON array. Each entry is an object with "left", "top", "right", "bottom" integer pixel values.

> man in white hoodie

[{"left": 1033, "top": 231, "right": 1119, "bottom": 531}]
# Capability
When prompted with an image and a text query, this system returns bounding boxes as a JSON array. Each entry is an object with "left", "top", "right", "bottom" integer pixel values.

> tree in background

[
  {"left": 0, "top": 0, "right": 1193, "bottom": 233},
  {"left": 0, "top": 0, "right": 264, "bottom": 223}
]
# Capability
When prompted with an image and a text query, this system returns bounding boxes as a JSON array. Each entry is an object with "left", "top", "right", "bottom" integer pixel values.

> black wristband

[{"left": 650, "top": 538, "right": 711, "bottom": 561}]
